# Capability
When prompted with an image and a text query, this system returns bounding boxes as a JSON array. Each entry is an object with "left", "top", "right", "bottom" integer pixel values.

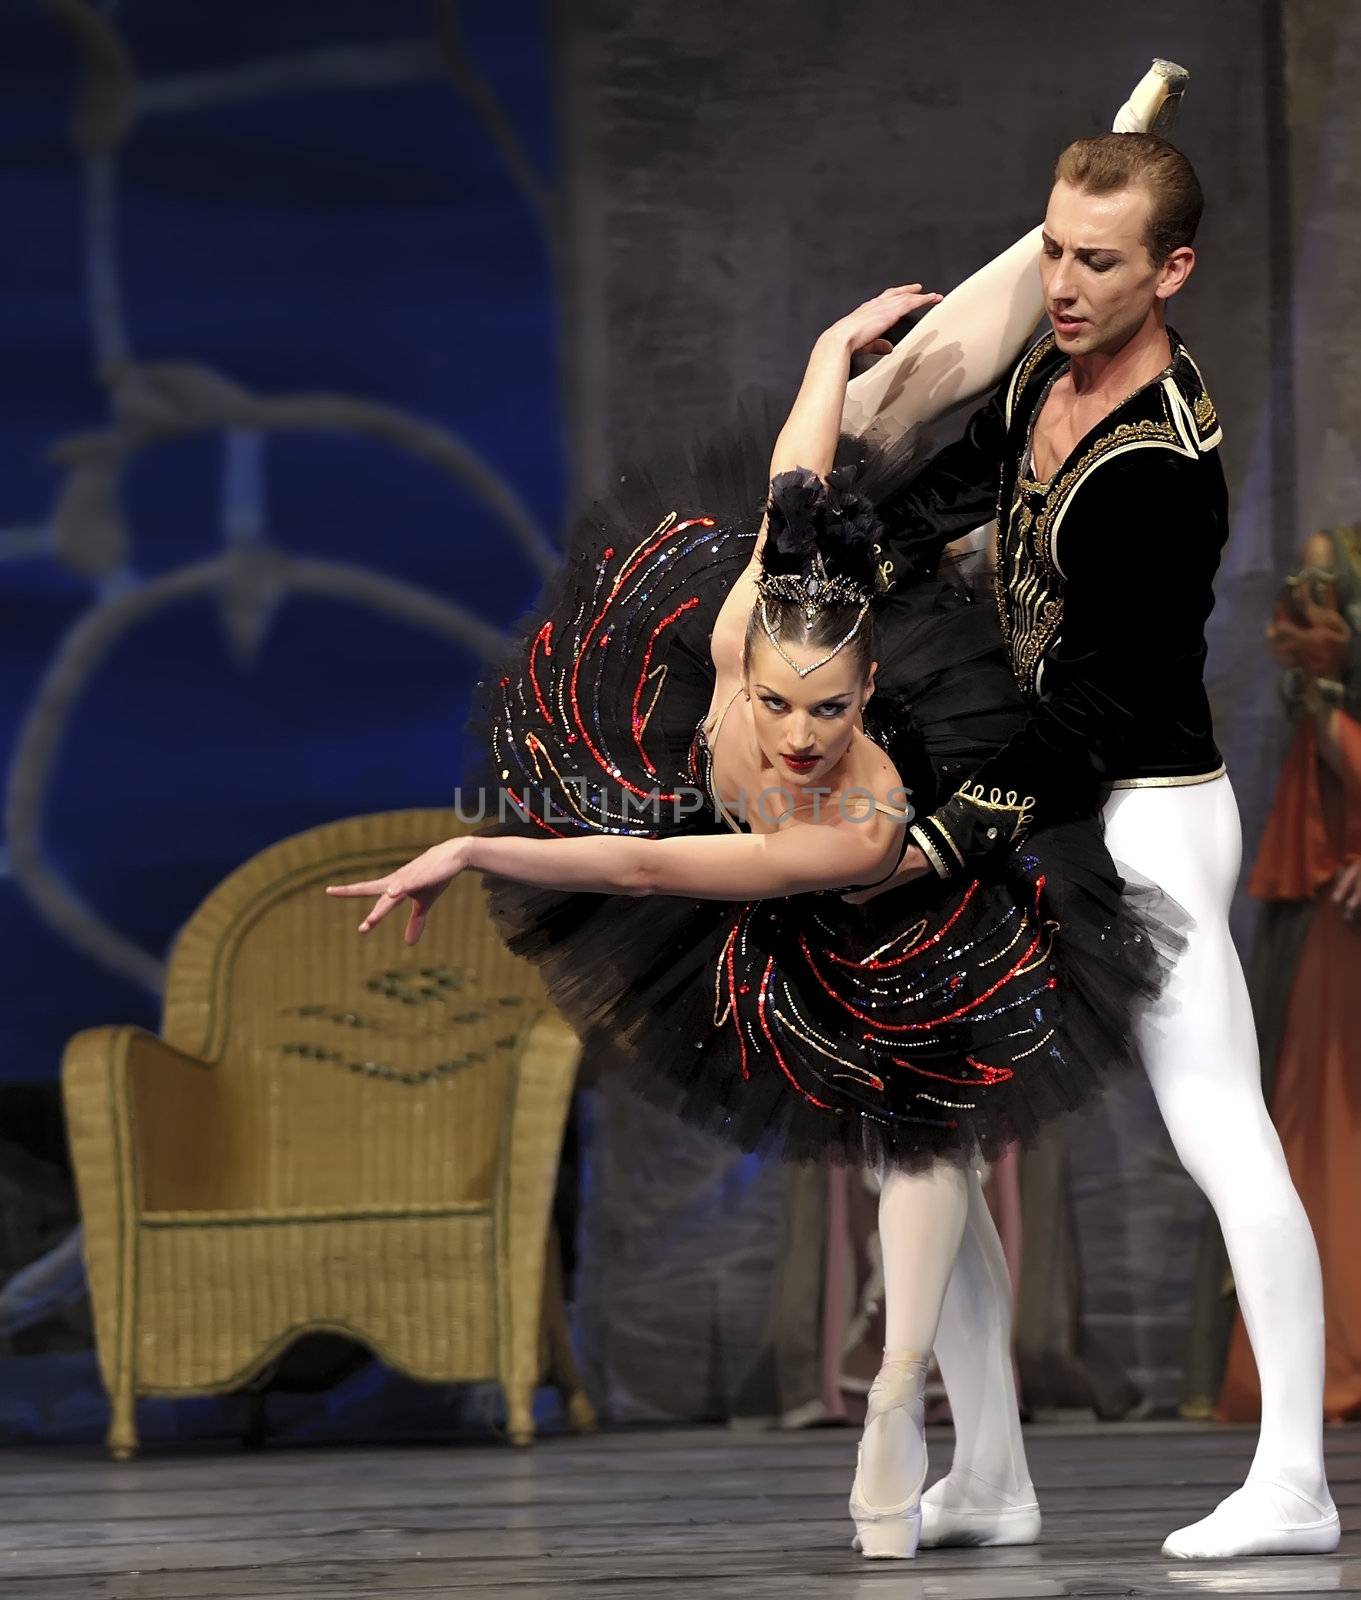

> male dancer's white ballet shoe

[
  {"left": 848, "top": 1355, "right": 928, "bottom": 1559},
  {"left": 1112, "top": 58, "right": 1190, "bottom": 136},
  {"left": 919, "top": 1468, "right": 1042, "bottom": 1548},
  {"left": 1162, "top": 1479, "right": 1341, "bottom": 1560}
]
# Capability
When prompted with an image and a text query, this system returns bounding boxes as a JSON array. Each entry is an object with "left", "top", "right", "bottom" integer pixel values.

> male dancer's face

[{"left": 1040, "top": 178, "right": 1193, "bottom": 359}]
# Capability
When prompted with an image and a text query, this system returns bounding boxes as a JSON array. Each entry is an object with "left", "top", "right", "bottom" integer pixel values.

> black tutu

[{"left": 466, "top": 427, "right": 1180, "bottom": 1171}]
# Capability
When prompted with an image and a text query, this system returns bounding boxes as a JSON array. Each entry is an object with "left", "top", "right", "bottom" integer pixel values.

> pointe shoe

[
  {"left": 1161, "top": 1479, "right": 1341, "bottom": 1560},
  {"left": 920, "top": 1469, "right": 1042, "bottom": 1548},
  {"left": 1112, "top": 58, "right": 1190, "bottom": 137},
  {"left": 848, "top": 1356, "right": 928, "bottom": 1560}
]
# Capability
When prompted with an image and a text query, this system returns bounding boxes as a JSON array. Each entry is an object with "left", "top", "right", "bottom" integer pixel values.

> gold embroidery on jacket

[
  {"left": 997, "top": 478, "right": 1064, "bottom": 697},
  {"left": 1193, "top": 391, "right": 1217, "bottom": 433},
  {"left": 999, "top": 417, "right": 1181, "bottom": 696},
  {"left": 1006, "top": 335, "right": 1057, "bottom": 426},
  {"left": 954, "top": 781, "right": 1037, "bottom": 840},
  {"left": 994, "top": 336, "right": 1219, "bottom": 710}
]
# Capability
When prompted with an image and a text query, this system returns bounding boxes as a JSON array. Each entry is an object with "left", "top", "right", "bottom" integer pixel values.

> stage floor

[{"left": 2, "top": 1420, "right": 1357, "bottom": 1597}]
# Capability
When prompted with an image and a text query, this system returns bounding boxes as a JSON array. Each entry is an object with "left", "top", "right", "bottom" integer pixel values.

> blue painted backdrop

[{"left": 1, "top": 1, "right": 561, "bottom": 1088}]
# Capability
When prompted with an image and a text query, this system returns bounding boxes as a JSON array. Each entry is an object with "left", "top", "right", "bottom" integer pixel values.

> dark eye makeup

[{"left": 758, "top": 695, "right": 851, "bottom": 716}]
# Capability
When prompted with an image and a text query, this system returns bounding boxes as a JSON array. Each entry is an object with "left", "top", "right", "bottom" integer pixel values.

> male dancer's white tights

[
  {"left": 919, "top": 778, "right": 1335, "bottom": 1551},
  {"left": 1108, "top": 780, "right": 1331, "bottom": 1540}
]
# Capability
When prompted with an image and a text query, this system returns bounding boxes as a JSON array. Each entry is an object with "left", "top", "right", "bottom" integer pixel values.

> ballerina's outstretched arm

[{"left": 325, "top": 811, "right": 902, "bottom": 946}]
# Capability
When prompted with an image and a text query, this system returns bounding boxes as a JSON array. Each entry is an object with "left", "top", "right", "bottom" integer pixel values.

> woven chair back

[{"left": 150, "top": 810, "right": 552, "bottom": 1211}]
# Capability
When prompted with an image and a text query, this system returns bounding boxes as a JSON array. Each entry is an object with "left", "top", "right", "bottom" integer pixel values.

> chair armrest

[
  {"left": 62, "top": 1026, "right": 217, "bottom": 1218},
  {"left": 61, "top": 1026, "right": 215, "bottom": 1406},
  {"left": 494, "top": 1011, "right": 581, "bottom": 1396}
]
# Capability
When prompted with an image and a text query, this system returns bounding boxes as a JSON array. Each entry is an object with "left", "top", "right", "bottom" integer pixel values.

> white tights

[
  {"left": 873, "top": 1160, "right": 1029, "bottom": 1513},
  {"left": 1104, "top": 778, "right": 1328, "bottom": 1499},
  {"left": 841, "top": 228, "right": 1043, "bottom": 440},
  {"left": 861, "top": 1160, "right": 967, "bottom": 1506},
  {"left": 925, "top": 779, "right": 1329, "bottom": 1509}
]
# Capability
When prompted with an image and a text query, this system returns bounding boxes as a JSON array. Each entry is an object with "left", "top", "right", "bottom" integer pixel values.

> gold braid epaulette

[
  {"left": 953, "top": 781, "right": 1036, "bottom": 840},
  {"left": 911, "top": 781, "right": 1039, "bottom": 880}
]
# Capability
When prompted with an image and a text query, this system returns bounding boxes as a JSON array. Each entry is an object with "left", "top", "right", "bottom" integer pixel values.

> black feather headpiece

[
  {"left": 753, "top": 466, "right": 882, "bottom": 675},
  {"left": 758, "top": 465, "right": 885, "bottom": 609}
]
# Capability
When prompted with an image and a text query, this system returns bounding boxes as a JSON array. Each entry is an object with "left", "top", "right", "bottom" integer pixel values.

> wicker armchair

[{"left": 62, "top": 809, "right": 595, "bottom": 1458}]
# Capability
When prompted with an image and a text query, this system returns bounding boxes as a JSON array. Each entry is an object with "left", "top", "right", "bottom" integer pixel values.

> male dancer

[{"left": 844, "top": 107, "right": 1340, "bottom": 1558}]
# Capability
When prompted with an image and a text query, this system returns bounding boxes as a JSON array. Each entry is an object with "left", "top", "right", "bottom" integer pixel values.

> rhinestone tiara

[{"left": 754, "top": 552, "right": 873, "bottom": 620}]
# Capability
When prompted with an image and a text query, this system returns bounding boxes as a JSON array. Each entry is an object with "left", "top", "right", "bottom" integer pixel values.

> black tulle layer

[{"left": 466, "top": 425, "right": 1181, "bottom": 1171}]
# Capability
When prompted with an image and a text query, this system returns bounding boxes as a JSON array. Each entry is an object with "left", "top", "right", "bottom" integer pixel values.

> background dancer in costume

[
  {"left": 327, "top": 268, "right": 1176, "bottom": 1558},
  {"left": 851, "top": 125, "right": 1340, "bottom": 1559},
  {"left": 1212, "top": 526, "right": 1361, "bottom": 1426}
]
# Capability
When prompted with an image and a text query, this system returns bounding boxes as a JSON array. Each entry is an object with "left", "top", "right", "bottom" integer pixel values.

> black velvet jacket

[{"left": 875, "top": 328, "right": 1228, "bottom": 880}]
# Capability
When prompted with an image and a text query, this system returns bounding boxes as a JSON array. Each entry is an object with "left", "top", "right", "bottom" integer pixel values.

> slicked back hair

[{"left": 1054, "top": 133, "right": 1203, "bottom": 265}]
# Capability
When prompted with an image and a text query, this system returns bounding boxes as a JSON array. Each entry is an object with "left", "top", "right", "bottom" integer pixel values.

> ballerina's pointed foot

[
  {"left": 848, "top": 1356, "right": 929, "bottom": 1560},
  {"left": 919, "top": 1468, "right": 1042, "bottom": 1548},
  {"left": 1112, "top": 58, "right": 1190, "bottom": 136},
  {"left": 851, "top": 1506, "right": 922, "bottom": 1560},
  {"left": 1162, "top": 1479, "right": 1341, "bottom": 1560}
]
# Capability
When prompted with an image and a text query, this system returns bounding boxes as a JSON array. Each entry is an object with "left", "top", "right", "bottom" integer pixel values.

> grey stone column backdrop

[{"left": 553, "top": 0, "right": 1353, "bottom": 1416}]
